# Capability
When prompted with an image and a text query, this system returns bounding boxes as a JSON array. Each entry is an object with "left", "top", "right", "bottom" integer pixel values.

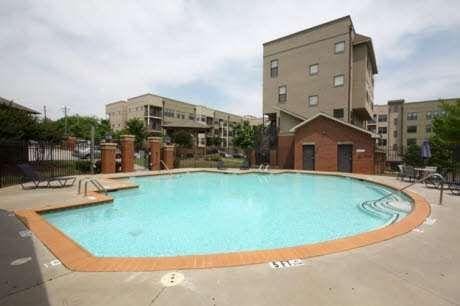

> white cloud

[{"left": 0, "top": 0, "right": 459, "bottom": 118}]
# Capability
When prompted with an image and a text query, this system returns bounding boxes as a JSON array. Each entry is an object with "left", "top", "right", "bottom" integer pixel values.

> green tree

[
  {"left": 233, "top": 122, "right": 258, "bottom": 165},
  {"left": 428, "top": 135, "right": 453, "bottom": 172},
  {"left": 55, "top": 115, "right": 112, "bottom": 141},
  {"left": 233, "top": 122, "right": 256, "bottom": 150},
  {"left": 206, "top": 136, "right": 222, "bottom": 147},
  {"left": 125, "top": 118, "right": 148, "bottom": 148},
  {"left": 0, "top": 104, "right": 64, "bottom": 142},
  {"left": 403, "top": 143, "right": 423, "bottom": 167},
  {"left": 170, "top": 130, "right": 193, "bottom": 148},
  {"left": 432, "top": 100, "right": 460, "bottom": 144},
  {"left": 0, "top": 103, "right": 39, "bottom": 141}
]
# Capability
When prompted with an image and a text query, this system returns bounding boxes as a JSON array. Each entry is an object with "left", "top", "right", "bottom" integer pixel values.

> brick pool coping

[{"left": 15, "top": 169, "right": 431, "bottom": 272}]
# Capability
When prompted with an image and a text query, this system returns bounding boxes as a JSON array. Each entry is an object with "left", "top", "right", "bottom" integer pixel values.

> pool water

[{"left": 42, "top": 172, "right": 412, "bottom": 257}]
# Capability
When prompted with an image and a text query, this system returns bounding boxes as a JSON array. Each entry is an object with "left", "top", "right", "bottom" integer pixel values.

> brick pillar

[
  {"left": 148, "top": 137, "right": 162, "bottom": 170},
  {"left": 120, "top": 135, "right": 135, "bottom": 172},
  {"left": 100, "top": 142, "right": 117, "bottom": 174},
  {"left": 269, "top": 149, "right": 277, "bottom": 168},
  {"left": 162, "top": 145, "right": 175, "bottom": 169}
]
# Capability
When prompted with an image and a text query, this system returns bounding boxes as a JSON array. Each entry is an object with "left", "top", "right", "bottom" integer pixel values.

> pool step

[{"left": 359, "top": 200, "right": 401, "bottom": 224}]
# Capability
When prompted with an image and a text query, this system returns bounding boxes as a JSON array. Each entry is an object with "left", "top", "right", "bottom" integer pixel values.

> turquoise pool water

[{"left": 42, "top": 172, "right": 412, "bottom": 257}]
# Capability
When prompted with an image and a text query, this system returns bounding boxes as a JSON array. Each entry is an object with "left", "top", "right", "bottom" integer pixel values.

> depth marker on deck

[{"left": 269, "top": 259, "right": 304, "bottom": 269}]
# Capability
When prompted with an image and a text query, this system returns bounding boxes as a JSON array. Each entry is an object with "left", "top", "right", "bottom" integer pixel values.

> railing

[
  {"left": 359, "top": 173, "right": 444, "bottom": 224},
  {"left": 78, "top": 177, "right": 107, "bottom": 196},
  {"left": 366, "top": 173, "right": 445, "bottom": 207}
]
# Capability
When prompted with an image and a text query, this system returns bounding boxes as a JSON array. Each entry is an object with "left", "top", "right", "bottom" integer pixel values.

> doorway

[
  {"left": 337, "top": 144, "right": 353, "bottom": 172},
  {"left": 302, "top": 145, "right": 315, "bottom": 170}
]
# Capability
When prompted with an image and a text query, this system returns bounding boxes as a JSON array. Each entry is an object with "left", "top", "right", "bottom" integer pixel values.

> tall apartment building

[
  {"left": 106, "top": 93, "right": 253, "bottom": 150},
  {"left": 262, "top": 16, "right": 382, "bottom": 174},
  {"left": 366, "top": 104, "right": 388, "bottom": 149},
  {"left": 367, "top": 98, "right": 458, "bottom": 162},
  {"left": 263, "top": 15, "right": 377, "bottom": 134}
]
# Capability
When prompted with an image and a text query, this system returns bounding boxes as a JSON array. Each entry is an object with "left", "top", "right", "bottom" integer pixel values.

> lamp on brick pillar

[
  {"left": 148, "top": 137, "right": 162, "bottom": 170},
  {"left": 162, "top": 145, "right": 175, "bottom": 169},
  {"left": 120, "top": 135, "right": 135, "bottom": 172},
  {"left": 100, "top": 142, "right": 117, "bottom": 174}
]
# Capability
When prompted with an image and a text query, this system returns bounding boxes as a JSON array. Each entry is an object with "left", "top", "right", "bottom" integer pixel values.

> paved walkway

[{"left": 0, "top": 171, "right": 459, "bottom": 306}]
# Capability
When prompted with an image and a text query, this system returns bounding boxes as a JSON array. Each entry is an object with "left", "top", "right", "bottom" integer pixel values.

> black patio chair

[
  {"left": 17, "top": 163, "right": 76, "bottom": 189},
  {"left": 447, "top": 181, "right": 460, "bottom": 195}
]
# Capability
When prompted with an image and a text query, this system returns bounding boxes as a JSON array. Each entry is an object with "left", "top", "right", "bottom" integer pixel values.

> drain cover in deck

[{"left": 160, "top": 272, "right": 184, "bottom": 287}]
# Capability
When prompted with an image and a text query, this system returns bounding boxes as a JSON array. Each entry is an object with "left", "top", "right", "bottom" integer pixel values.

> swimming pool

[{"left": 42, "top": 172, "right": 413, "bottom": 257}]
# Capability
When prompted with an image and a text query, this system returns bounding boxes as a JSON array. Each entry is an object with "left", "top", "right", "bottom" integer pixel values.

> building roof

[
  {"left": 161, "top": 120, "right": 211, "bottom": 129},
  {"left": 273, "top": 106, "right": 308, "bottom": 121},
  {"left": 263, "top": 16, "right": 352, "bottom": 46},
  {"left": 353, "top": 33, "right": 378, "bottom": 74},
  {"left": 0, "top": 96, "right": 40, "bottom": 114},
  {"left": 289, "top": 112, "right": 380, "bottom": 138}
]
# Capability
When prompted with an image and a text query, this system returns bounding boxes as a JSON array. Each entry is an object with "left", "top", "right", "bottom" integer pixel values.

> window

[
  {"left": 378, "top": 115, "right": 387, "bottom": 122},
  {"left": 393, "top": 130, "right": 398, "bottom": 138},
  {"left": 394, "top": 118, "right": 398, "bottom": 126},
  {"left": 393, "top": 144, "right": 398, "bottom": 151},
  {"left": 270, "top": 60, "right": 278, "bottom": 78},
  {"left": 333, "top": 74, "right": 345, "bottom": 87},
  {"left": 426, "top": 125, "right": 432, "bottom": 133},
  {"left": 378, "top": 127, "right": 387, "bottom": 134},
  {"left": 426, "top": 111, "right": 433, "bottom": 120},
  {"left": 407, "top": 125, "right": 417, "bottom": 133},
  {"left": 407, "top": 112, "right": 418, "bottom": 120},
  {"left": 334, "top": 41, "right": 345, "bottom": 54},
  {"left": 378, "top": 139, "right": 387, "bottom": 146},
  {"left": 309, "top": 63, "right": 319, "bottom": 75},
  {"left": 407, "top": 138, "right": 417, "bottom": 146},
  {"left": 308, "top": 95, "right": 318, "bottom": 106},
  {"left": 278, "top": 86, "right": 287, "bottom": 102},
  {"left": 333, "top": 108, "right": 344, "bottom": 118}
]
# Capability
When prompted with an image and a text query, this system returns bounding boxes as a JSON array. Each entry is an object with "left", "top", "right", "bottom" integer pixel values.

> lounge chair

[
  {"left": 240, "top": 160, "right": 250, "bottom": 170},
  {"left": 447, "top": 181, "right": 460, "bottom": 195},
  {"left": 397, "top": 165, "right": 405, "bottom": 181},
  {"left": 424, "top": 175, "right": 443, "bottom": 189},
  {"left": 398, "top": 165, "right": 417, "bottom": 182},
  {"left": 216, "top": 160, "right": 226, "bottom": 170},
  {"left": 17, "top": 163, "right": 76, "bottom": 189},
  {"left": 405, "top": 166, "right": 417, "bottom": 182}
]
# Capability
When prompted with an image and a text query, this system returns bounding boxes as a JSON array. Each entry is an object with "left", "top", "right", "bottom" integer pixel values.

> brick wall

[
  {"left": 277, "top": 134, "right": 294, "bottom": 169},
  {"left": 293, "top": 116, "right": 375, "bottom": 174}
]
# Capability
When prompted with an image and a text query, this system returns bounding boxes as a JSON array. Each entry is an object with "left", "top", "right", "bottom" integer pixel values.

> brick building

[{"left": 290, "top": 113, "right": 379, "bottom": 174}]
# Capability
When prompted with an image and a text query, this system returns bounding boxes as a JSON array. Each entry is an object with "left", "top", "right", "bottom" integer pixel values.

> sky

[{"left": 0, "top": 0, "right": 459, "bottom": 119}]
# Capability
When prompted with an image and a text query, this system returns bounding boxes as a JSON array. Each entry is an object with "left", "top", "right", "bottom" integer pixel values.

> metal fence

[
  {"left": 0, "top": 141, "right": 98, "bottom": 188},
  {"left": 175, "top": 153, "right": 246, "bottom": 169}
]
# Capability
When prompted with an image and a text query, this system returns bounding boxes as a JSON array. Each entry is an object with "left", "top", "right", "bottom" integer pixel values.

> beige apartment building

[
  {"left": 263, "top": 15, "right": 377, "bottom": 134},
  {"left": 106, "top": 93, "right": 257, "bottom": 150},
  {"left": 262, "top": 16, "right": 382, "bottom": 173},
  {"left": 367, "top": 98, "right": 458, "bottom": 162}
]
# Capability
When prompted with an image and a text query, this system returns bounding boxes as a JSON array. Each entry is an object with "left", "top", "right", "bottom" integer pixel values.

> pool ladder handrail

[
  {"left": 160, "top": 160, "right": 172, "bottom": 175},
  {"left": 361, "top": 172, "right": 445, "bottom": 209},
  {"left": 258, "top": 164, "right": 270, "bottom": 171},
  {"left": 78, "top": 177, "right": 107, "bottom": 196}
]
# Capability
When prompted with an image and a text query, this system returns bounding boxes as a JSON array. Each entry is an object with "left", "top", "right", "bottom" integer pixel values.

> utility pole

[
  {"left": 43, "top": 105, "right": 47, "bottom": 121},
  {"left": 62, "top": 106, "right": 70, "bottom": 135}
]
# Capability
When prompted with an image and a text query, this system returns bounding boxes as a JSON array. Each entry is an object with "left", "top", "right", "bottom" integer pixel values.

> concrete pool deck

[{"left": 0, "top": 169, "right": 459, "bottom": 305}]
